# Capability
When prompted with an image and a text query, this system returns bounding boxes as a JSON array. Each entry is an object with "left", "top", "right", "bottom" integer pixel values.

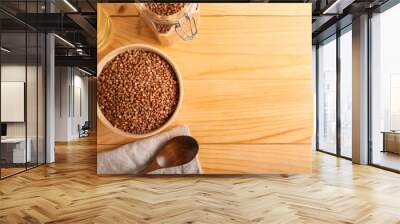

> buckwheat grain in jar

[{"left": 136, "top": 3, "right": 199, "bottom": 46}]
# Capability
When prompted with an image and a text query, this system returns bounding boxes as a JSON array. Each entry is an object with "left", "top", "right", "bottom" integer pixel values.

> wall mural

[{"left": 96, "top": 3, "right": 313, "bottom": 174}]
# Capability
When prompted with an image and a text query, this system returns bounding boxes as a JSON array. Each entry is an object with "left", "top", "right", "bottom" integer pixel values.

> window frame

[{"left": 315, "top": 24, "right": 353, "bottom": 161}]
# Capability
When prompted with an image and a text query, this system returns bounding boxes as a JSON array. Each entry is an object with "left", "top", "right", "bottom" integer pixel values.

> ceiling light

[
  {"left": 76, "top": 48, "right": 86, "bottom": 55},
  {"left": 1, "top": 47, "right": 11, "bottom": 53},
  {"left": 54, "top": 34, "right": 75, "bottom": 48},
  {"left": 322, "top": 0, "right": 354, "bottom": 15},
  {"left": 63, "top": 0, "right": 78, "bottom": 12},
  {"left": 78, "top": 67, "right": 93, "bottom": 76}
]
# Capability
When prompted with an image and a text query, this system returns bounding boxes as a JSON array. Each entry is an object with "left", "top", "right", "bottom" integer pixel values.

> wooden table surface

[{"left": 97, "top": 3, "right": 313, "bottom": 174}]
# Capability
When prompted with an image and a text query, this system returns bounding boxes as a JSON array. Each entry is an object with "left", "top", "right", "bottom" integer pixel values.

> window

[
  {"left": 317, "top": 36, "right": 337, "bottom": 154},
  {"left": 370, "top": 2, "right": 400, "bottom": 171},
  {"left": 339, "top": 27, "right": 352, "bottom": 158},
  {"left": 390, "top": 74, "right": 400, "bottom": 130},
  {"left": 316, "top": 26, "right": 353, "bottom": 159}
]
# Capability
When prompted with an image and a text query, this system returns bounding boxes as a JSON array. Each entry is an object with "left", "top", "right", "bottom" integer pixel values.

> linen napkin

[{"left": 97, "top": 125, "right": 202, "bottom": 174}]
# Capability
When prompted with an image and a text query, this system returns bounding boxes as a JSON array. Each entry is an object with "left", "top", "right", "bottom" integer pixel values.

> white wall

[
  {"left": 1, "top": 65, "right": 26, "bottom": 139},
  {"left": 1, "top": 65, "right": 37, "bottom": 138},
  {"left": 73, "top": 73, "right": 89, "bottom": 137},
  {"left": 1, "top": 82, "right": 25, "bottom": 122},
  {"left": 54, "top": 67, "right": 89, "bottom": 141},
  {"left": 55, "top": 66, "right": 70, "bottom": 141}
]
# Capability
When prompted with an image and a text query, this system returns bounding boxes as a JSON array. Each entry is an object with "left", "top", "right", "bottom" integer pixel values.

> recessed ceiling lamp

[
  {"left": 54, "top": 34, "right": 75, "bottom": 48},
  {"left": 1, "top": 47, "right": 11, "bottom": 53},
  {"left": 63, "top": 0, "right": 78, "bottom": 12}
]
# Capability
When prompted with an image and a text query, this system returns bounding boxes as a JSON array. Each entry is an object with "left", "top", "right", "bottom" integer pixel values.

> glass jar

[
  {"left": 136, "top": 3, "right": 199, "bottom": 46},
  {"left": 97, "top": 4, "right": 112, "bottom": 51}
]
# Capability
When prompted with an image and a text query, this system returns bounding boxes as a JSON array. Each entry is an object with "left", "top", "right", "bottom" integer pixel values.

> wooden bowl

[{"left": 97, "top": 44, "right": 183, "bottom": 139}]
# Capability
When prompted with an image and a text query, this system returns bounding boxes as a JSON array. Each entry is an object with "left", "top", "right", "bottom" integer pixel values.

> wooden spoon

[{"left": 140, "top": 136, "right": 199, "bottom": 174}]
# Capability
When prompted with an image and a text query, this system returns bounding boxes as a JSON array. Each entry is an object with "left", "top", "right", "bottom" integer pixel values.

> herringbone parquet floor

[{"left": 1, "top": 136, "right": 400, "bottom": 224}]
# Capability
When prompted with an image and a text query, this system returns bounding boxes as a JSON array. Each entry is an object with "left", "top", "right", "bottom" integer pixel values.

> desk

[
  {"left": 97, "top": 3, "right": 313, "bottom": 173},
  {"left": 1, "top": 138, "right": 31, "bottom": 164}
]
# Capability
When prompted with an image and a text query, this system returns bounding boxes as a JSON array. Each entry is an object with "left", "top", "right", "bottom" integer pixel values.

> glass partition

[
  {"left": 1, "top": 31, "right": 28, "bottom": 177},
  {"left": 0, "top": 1, "right": 46, "bottom": 179}
]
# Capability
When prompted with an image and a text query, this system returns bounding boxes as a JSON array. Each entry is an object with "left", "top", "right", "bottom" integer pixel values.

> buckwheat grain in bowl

[{"left": 97, "top": 45, "right": 183, "bottom": 137}]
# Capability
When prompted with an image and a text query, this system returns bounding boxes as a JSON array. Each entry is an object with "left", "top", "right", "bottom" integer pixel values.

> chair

[{"left": 79, "top": 121, "right": 90, "bottom": 138}]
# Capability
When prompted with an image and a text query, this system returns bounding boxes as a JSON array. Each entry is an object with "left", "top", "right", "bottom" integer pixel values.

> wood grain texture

[
  {"left": 2, "top": 137, "right": 400, "bottom": 223},
  {"left": 98, "top": 16, "right": 311, "bottom": 81},
  {"left": 97, "top": 3, "right": 312, "bottom": 173},
  {"left": 99, "top": 80, "right": 313, "bottom": 145},
  {"left": 97, "top": 143, "right": 311, "bottom": 174},
  {"left": 199, "top": 144, "right": 312, "bottom": 174},
  {"left": 102, "top": 3, "right": 311, "bottom": 16}
]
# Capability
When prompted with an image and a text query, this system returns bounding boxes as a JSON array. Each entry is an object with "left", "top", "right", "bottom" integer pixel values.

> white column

[
  {"left": 352, "top": 14, "right": 369, "bottom": 164},
  {"left": 46, "top": 32, "right": 55, "bottom": 163}
]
